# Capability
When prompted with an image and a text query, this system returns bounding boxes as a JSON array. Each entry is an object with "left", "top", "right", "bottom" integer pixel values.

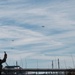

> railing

[{"left": 2, "top": 68, "right": 75, "bottom": 75}]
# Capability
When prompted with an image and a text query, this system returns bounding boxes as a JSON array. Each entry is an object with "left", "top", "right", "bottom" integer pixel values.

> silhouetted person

[{"left": 0, "top": 52, "right": 7, "bottom": 75}]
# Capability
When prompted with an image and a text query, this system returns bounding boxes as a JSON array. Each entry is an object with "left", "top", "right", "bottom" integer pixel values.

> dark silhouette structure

[{"left": 0, "top": 52, "right": 7, "bottom": 75}]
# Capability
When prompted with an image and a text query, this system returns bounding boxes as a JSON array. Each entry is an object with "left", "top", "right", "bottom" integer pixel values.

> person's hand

[
  {"left": 4, "top": 51, "right": 7, "bottom": 58},
  {"left": 4, "top": 51, "right": 6, "bottom": 54}
]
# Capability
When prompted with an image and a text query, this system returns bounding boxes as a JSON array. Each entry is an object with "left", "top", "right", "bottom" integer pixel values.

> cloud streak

[{"left": 0, "top": 0, "right": 75, "bottom": 68}]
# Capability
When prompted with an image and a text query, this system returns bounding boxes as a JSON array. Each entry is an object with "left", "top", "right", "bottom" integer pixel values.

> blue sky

[{"left": 0, "top": 0, "right": 75, "bottom": 68}]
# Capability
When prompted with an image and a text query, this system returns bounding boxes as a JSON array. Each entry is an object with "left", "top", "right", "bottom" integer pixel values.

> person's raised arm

[{"left": 1, "top": 51, "right": 7, "bottom": 63}]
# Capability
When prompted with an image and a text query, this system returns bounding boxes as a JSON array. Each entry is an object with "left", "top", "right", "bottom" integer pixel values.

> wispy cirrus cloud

[{"left": 0, "top": 0, "right": 75, "bottom": 68}]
